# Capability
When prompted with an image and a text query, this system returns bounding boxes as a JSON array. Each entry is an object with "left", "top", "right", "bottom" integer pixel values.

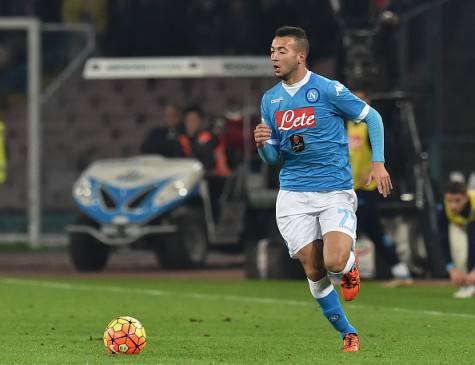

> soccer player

[
  {"left": 254, "top": 26, "right": 392, "bottom": 352},
  {"left": 437, "top": 181, "right": 475, "bottom": 298},
  {"left": 347, "top": 89, "right": 413, "bottom": 286}
]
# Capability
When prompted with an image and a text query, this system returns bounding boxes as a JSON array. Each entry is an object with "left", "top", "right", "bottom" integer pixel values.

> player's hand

[
  {"left": 366, "top": 162, "right": 393, "bottom": 198},
  {"left": 254, "top": 123, "right": 272, "bottom": 148},
  {"left": 466, "top": 268, "right": 475, "bottom": 285},
  {"left": 449, "top": 268, "right": 465, "bottom": 286}
]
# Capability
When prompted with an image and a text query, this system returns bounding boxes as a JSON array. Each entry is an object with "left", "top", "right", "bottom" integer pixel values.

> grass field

[{"left": 1, "top": 276, "right": 474, "bottom": 364}]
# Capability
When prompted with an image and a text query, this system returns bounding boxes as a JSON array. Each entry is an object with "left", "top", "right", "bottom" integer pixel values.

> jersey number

[{"left": 338, "top": 208, "right": 357, "bottom": 233}]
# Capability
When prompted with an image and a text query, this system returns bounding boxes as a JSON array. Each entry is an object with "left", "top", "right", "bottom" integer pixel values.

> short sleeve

[
  {"left": 326, "top": 81, "right": 369, "bottom": 122},
  {"left": 260, "top": 94, "right": 280, "bottom": 146}
]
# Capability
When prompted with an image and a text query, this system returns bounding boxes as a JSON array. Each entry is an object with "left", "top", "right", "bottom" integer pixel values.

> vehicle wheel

[
  {"left": 246, "top": 239, "right": 305, "bottom": 279},
  {"left": 157, "top": 212, "right": 208, "bottom": 269},
  {"left": 69, "top": 232, "right": 110, "bottom": 272}
]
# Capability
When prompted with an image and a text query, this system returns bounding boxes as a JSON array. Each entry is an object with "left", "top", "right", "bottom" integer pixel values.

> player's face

[
  {"left": 270, "top": 36, "right": 305, "bottom": 82},
  {"left": 445, "top": 192, "right": 468, "bottom": 215}
]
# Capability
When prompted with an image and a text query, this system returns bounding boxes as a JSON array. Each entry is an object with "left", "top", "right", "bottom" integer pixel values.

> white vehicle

[{"left": 68, "top": 155, "right": 247, "bottom": 271}]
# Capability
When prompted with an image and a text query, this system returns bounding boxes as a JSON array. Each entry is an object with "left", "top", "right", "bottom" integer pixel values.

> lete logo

[{"left": 275, "top": 107, "right": 316, "bottom": 131}]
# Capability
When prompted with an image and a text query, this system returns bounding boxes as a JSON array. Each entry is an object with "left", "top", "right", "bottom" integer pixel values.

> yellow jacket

[
  {"left": 347, "top": 121, "right": 377, "bottom": 191},
  {"left": 444, "top": 190, "right": 475, "bottom": 226}
]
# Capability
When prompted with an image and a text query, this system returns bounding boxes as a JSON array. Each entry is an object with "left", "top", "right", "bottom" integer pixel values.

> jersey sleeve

[
  {"left": 260, "top": 94, "right": 280, "bottom": 149},
  {"left": 326, "top": 81, "right": 369, "bottom": 122}
]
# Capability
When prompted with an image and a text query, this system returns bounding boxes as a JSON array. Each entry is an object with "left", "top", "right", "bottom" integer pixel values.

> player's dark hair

[
  {"left": 444, "top": 181, "right": 467, "bottom": 194},
  {"left": 275, "top": 26, "right": 309, "bottom": 54}
]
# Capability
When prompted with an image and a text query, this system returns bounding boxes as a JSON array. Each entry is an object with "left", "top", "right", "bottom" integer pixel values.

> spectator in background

[
  {"left": 437, "top": 181, "right": 475, "bottom": 298},
  {"left": 179, "top": 106, "right": 230, "bottom": 177},
  {"left": 220, "top": 104, "right": 245, "bottom": 169},
  {"left": 179, "top": 106, "right": 230, "bottom": 218},
  {"left": 140, "top": 104, "right": 185, "bottom": 158},
  {"left": 347, "top": 89, "right": 413, "bottom": 286}
]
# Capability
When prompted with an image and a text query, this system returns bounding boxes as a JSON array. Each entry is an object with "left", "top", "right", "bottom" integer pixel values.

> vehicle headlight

[
  {"left": 153, "top": 179, "right": 190, "bottom": 207},
  {"left": 73, "top": 178, "right": 94, "bottom": 206}
]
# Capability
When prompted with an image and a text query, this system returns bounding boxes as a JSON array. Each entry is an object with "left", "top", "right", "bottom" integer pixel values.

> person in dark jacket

[{"left": 140, "top": 104, "right": 185, "bottom": 157}]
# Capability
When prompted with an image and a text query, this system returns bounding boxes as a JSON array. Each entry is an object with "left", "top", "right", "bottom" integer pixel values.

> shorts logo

[
  {"left": 305, "top": 88, "right": 320, "bottom": 103},
  {"left": 328, "top": 314, "right": 340, "bottom": 323},
  {"left": 275, "top": 107, "right": 316, "bottom": 131}
]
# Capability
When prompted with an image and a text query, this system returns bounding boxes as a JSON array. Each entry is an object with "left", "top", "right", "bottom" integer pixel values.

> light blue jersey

[{"left": 260, "top": 71, "right": 369, "bottom": 192}]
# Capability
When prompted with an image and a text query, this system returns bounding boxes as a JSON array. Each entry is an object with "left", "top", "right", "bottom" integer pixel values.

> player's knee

[{"left": 325, "top": 255, "right": 347, "bottom": 273}]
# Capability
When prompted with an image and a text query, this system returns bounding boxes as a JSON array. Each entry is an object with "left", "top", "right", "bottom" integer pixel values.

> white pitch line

[
  {"left": 348, "top": 304, "right": 475, "bottom": 320},
  {"left": 2, "top": 277, "right": 475, "bottom": 320}
]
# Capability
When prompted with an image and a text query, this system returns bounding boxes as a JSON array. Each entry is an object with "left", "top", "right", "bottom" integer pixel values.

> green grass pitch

[{"left": 1, "top": 276, "right": 474, "bottom": 364}]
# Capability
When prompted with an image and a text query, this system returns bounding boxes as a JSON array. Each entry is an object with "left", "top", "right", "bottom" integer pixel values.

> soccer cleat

[
  {"left": 453, "top": 285, "right": 475, "bottom": 299},
  {"left": 340, "top": 253, "right": 360, "bottom": 301},
  {"left": 342, "top": 333, "right": 360, "bottom": 352}
]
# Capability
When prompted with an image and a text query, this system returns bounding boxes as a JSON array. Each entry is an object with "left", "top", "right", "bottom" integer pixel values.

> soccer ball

[{"left": 103, "top": 316, "right": 147, "bottom": 355}]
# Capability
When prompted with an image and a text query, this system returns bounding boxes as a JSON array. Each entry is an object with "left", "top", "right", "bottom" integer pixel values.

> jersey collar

[{"left": 281, "top": 70, "right": 312, "bottom": 97}]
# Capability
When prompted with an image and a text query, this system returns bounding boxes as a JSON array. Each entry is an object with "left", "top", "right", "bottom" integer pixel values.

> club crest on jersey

[
  {"left": 275, "top": 107, "right": 316, "bottom": 131},
  {"left": 305, "top": 88, "right": 320, "bottom": 103}
]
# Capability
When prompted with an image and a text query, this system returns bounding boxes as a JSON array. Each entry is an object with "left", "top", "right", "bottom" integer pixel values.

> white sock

[
  {"left": 307, "top": 275, "right": 334, "bottom": 299},
  {"left": 391, "top": 262, "right": 412, "bottom": 279}
]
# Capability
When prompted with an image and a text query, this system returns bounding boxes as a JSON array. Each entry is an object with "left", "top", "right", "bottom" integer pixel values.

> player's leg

[
  {"left": 297, "top": 239, "right": 326, "bottom": 282},
  {"left": 462, "top": 222, "right": 475, "bottom": 297},
  {"left": 297, "top": 240, "right": 359, "bottom": 352},
  {"left": 466, "top": 221, "right": 475, "bottom": 277},
  {"left": 319, "top": 190, "right": 360, "bottom": 301},
  {"left": 275, "top": 191, "right": 358, "bottom": 351},
  {"left": 322, "top": 230, "right": 360, "bottom": 301}
]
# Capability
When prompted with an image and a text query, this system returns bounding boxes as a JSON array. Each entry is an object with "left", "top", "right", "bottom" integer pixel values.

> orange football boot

[
  {"left": 340, "top": 252, "right": 360, "bottom": 301},
  {"left": 342, "top": 333, "right": 360, "bottom": 352}
]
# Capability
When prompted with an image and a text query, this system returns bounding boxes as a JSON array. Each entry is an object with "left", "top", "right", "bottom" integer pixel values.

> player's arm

[
  {"left": 255, "top": 96, "right": 280, "bottom": 165},
  {"left": 327, "top": 82, "right": 392, "bottom": 197},
  {"left": 363, "top": 107, "right": 393, "bottom": 197}
]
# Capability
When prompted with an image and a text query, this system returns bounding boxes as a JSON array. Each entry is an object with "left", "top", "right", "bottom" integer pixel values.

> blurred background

[{"left": 0, "top": 0, "right": 473, "bottom": 279}]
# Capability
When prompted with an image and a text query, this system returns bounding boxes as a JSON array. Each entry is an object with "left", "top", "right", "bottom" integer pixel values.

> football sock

[
  {"left": 308, "top": 276, "right": 357, "bottom": 336},
  {"left": 307, "top": 275, "right": 333, "bottom": 299},
  {"left": 317, "top": 288, "right": 357, "bottom": 337}
]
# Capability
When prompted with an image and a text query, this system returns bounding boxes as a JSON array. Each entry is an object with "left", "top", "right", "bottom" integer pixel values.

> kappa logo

[
  {"left": 275, "top": 107, "right": 316, "bottom": 131},
  {"left": 271, "top": 97, "right": 284, "bottom": 104},
  {"left": 334, "top": 82, "right": 345, "bottom": 96}
]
